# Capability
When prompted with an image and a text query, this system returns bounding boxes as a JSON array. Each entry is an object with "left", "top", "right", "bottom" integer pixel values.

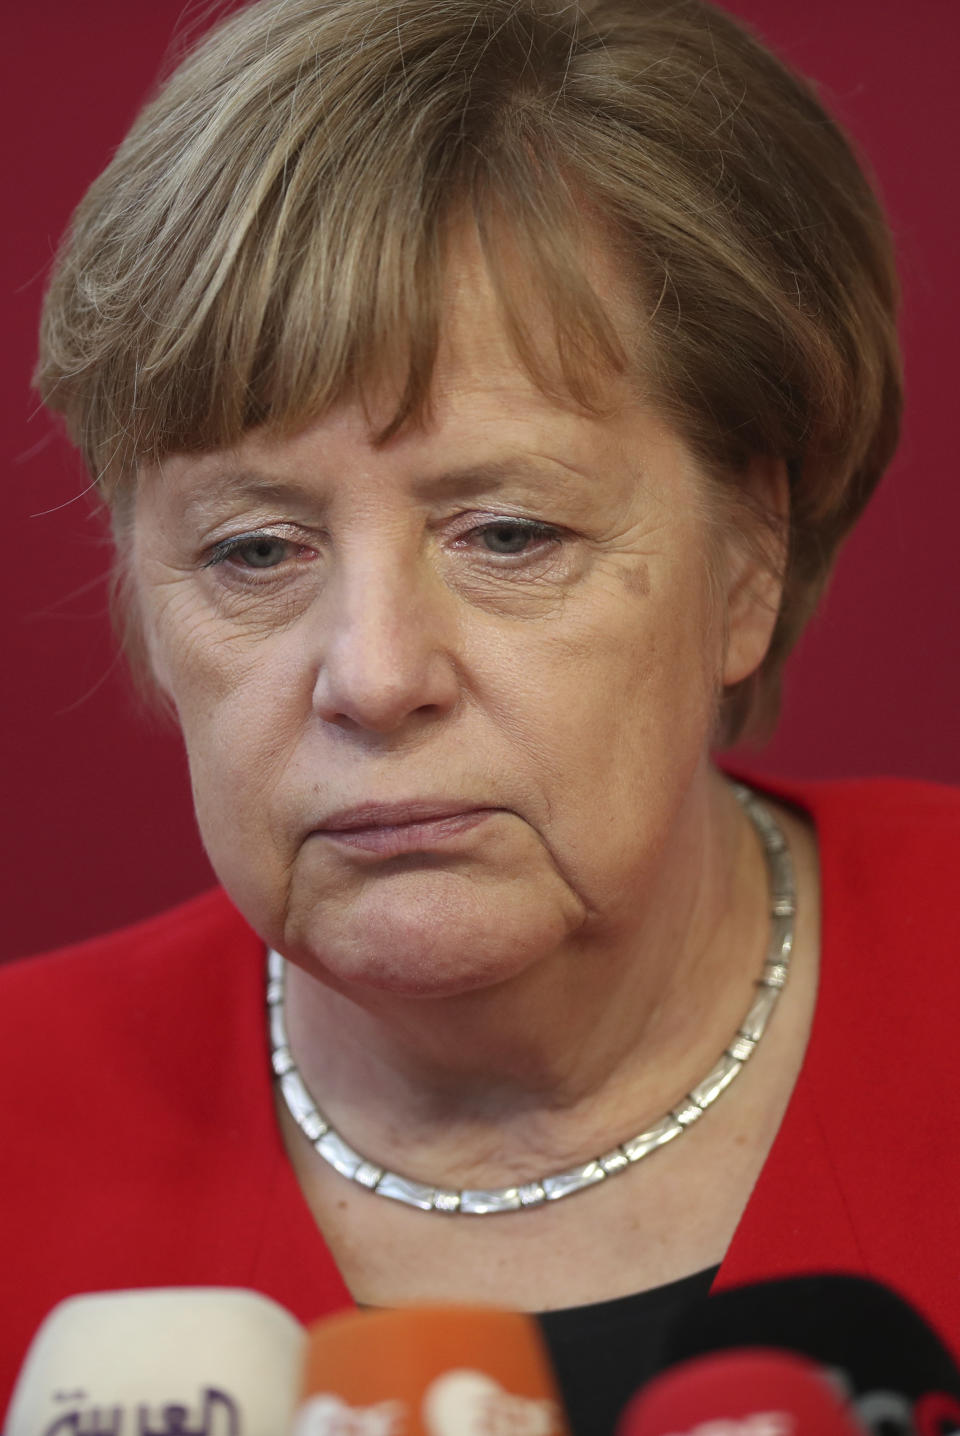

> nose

[{"left": 311, "top": 549, "right": 461, "bottom": 736}]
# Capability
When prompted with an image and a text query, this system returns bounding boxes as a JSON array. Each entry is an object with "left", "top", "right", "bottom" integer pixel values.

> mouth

[{"left": 315, "top": 801, "right": 499, "bottom": 857}]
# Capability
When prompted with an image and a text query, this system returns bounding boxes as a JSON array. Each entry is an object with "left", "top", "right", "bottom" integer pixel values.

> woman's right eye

[{"left": 203, "top": 532, "right": 302, "bottom": 573}]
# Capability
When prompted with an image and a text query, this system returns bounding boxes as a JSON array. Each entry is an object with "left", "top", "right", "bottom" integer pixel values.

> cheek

[
  {"left": 535, "top": 560, "right": 718, "bottom": 717},
  {"left": 472, "top": 595, "right": 717, "bottom": 927},
  {"left": 147, "top": 602, "right": 315, "bottom": 851},
  {"left": 175, "top": 661, "right": 313, "bottom": 938},
  {"left": 480, "top": 564, "right": 721, "bottom": 810},
  {"left": 146, "top": 569, "right": 306, "bottom": 729},
  {"left": 183, "top": 663, "right": 307, "bottom": 800}
]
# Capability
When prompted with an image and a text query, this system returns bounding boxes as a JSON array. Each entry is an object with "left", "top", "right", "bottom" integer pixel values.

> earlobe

[{"left": 720, "top": 457, "right": 789, "bottom": 688}]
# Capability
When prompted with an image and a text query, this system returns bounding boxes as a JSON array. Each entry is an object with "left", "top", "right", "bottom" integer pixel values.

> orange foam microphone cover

[{"left": 295, "top": 1304, "right": 572, "bottom": 1436}]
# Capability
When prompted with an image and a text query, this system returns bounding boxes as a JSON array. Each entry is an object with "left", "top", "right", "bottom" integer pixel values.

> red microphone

[{"left": 617, "top": 1348, "right": 869, "bottom": 1436}]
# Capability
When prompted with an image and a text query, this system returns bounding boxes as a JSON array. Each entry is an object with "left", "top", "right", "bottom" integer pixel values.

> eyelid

[
  {"left": 200, "top": 515, "right": 565, "bottom": 570},
  {"left": 201, "top": 526, "right": 304, "bottom": 567},
  {"left": 451, "top": 513, "right": 564, "bottom": 538}
]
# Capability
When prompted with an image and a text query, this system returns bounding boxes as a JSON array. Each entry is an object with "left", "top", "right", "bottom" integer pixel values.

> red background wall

[{"left": 5, "top": 2, "right": 958, "bottom": 961}]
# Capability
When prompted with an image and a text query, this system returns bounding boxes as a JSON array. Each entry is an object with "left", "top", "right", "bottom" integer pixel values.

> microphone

[
  {"left": 617, "top": 1348, "right": 869, "bottom": 1435},
  {"left": 661, "top": 1275, "right": 960, "bottom": 1436},
  {"left": 294, "top": 1304, "right": 572, "bottom": 1436},
  {"left": 4, "top": 1287, "right": 306, "bottom": 1436}
]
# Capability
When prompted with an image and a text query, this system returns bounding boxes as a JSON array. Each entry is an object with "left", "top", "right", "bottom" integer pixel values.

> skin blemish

[{"left": 620, "top": 562, "right": 651, "bottom": 598}]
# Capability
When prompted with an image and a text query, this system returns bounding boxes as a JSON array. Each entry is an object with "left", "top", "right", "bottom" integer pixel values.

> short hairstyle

[{"left": 34, "top": 0, "right": 902, "bottom": 742}]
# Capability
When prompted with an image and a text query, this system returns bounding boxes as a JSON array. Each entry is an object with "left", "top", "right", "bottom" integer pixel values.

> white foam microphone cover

[{"left": 5, "top": 1287, "right": 306, "bottom": 1436}]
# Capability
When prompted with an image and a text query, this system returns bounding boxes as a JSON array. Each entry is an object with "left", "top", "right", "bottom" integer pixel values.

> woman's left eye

[{"left": 465, "top": 519, "right": 561, "bottom": 557}]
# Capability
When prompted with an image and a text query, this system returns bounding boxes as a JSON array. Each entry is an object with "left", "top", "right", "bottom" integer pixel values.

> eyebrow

[
  {"left": 177, "top": 453, "right": 589, "bottom": 519},
  {"left": 179, "top": 473, "right": 323, "bottom": 521},
  {"left": 412, "top": 455, "right": 588, "bottom": 499}
]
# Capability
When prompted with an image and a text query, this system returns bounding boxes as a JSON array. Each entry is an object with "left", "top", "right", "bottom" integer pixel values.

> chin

[{"left": 282, "top": 866, "right": 577, "bottom": 1000}]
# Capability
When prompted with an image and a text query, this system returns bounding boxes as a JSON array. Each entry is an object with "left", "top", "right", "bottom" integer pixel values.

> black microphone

[{"left": 660, "top": 1274, "right": 960, "bottom": 1436}]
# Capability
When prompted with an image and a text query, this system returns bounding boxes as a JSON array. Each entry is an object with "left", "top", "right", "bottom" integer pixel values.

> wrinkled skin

[{"left": 132, "top": 237, "right": 782, "bottom": 1106}]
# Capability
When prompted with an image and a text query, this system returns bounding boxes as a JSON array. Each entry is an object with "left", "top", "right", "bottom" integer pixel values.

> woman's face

[{"left": 132, "top": 249, "right": 776, "bottom": 999}]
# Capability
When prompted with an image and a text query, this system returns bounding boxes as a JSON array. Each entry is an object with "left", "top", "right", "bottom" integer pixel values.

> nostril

[{"left": 311, "top": 648, "right": 460, "bottom": 735}]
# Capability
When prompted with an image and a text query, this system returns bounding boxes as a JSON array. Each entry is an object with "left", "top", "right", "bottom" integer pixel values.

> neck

[{"left": 281, "top": 767, "right": 770, "bottom": 1182}]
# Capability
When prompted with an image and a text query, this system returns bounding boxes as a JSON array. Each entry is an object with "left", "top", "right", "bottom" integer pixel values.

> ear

[{"left": 720, "top": 456, "right": 789, "bottom": 688}]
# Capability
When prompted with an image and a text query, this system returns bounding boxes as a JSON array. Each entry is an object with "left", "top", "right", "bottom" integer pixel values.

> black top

[{"left": 536, "top": 1265, "right": 720, "bottom": 1436}]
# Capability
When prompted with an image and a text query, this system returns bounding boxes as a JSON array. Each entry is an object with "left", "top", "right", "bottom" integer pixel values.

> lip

[
  {"left": 320, "top": 799, "right": 496, "bottom": 831},
  {"left": 315, "top": 800, "right": 499, "bottom": 857}
]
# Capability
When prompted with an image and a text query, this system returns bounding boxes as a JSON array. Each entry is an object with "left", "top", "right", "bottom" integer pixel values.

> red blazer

[{"left": 2, "top": 777, "right": 958, "bottom": 1402}]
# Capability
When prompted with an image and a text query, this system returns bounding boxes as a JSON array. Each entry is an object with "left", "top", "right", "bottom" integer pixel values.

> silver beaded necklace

[{"left": 268, "top": 782, "right": 794, "bottom": 1215}]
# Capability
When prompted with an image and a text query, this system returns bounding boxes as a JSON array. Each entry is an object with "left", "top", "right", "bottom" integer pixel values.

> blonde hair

[{"left": 35, "top": 0, "right": 902, "bottom": 740}]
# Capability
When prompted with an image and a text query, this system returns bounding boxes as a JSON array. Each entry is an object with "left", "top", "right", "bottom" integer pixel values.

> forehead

[
  {"left": 143, "top": 227, "right": 668, "bottom": 510},
  {"left": 434, "top": 213, "right": 642, "bottom": 401},
  {"left": 149, "top": 381, "right": 640, "bottom": 524},
  {"left": 119, "top": 201, "right": 653, "bottom": 524},
  {"left": 139, "top": 406, "right": 712, "bottom": 579},
  {"left": 315, "top": 212, "right": 645, "bottom": 447},
  {"left": 132, "top": 215, "right": 703, "bottom": 539}
]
